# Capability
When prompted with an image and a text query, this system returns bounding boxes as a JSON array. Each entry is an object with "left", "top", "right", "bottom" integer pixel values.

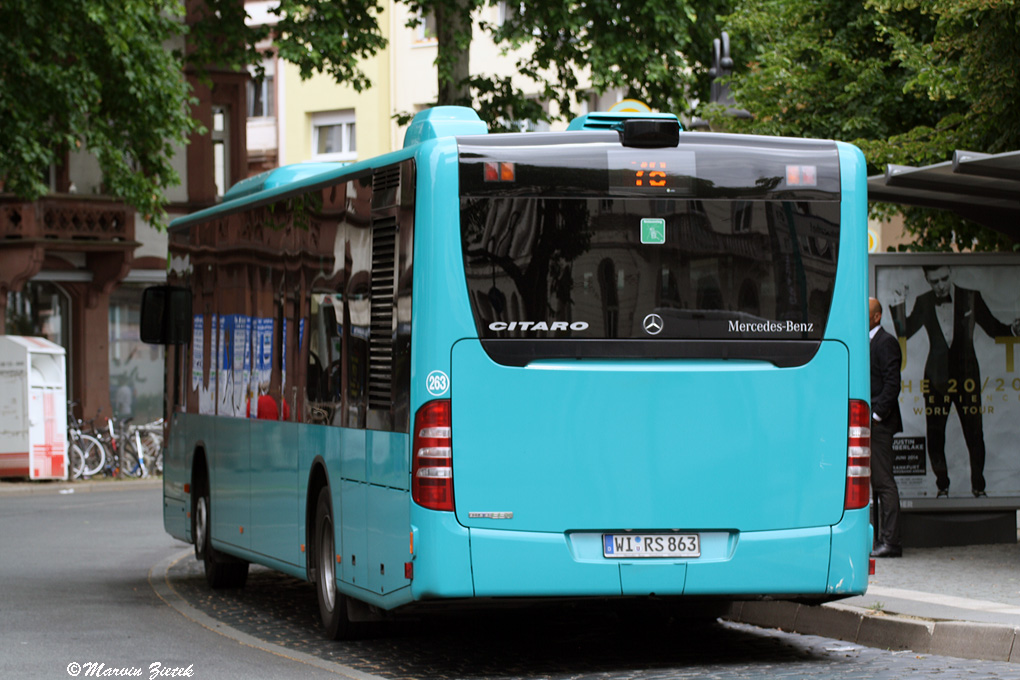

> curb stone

[
  {"left": 725, "top": 600, "right": 1020, "bottom": 662},
  {"left": 929, "top": 622, "right": 1019, "bottom": 662},
  {"left": 856, "top": 612, "right": 933, "bottom": 653}
]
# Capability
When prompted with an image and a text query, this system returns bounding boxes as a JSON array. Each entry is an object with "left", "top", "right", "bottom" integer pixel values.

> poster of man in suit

[{"left": 874, "top": 259, "right": 1020, "bottom": 500}]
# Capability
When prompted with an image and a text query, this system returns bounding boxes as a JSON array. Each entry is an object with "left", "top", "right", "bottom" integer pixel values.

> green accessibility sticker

[{"left": 640, "top": 218, "right": 666, "bottom": 244}]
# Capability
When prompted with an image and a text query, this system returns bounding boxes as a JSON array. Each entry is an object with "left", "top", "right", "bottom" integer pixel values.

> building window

[
  {"left": 247, "top": 74, "right": 274, "bottom": 118},
  {"left": 6, "top": 282, "right": 70, "bottom": 348},
  {"left": 212, "top": 105, "right": 230, "bottom": 197},
  {"left": 312, "top": 111, "right": 356, "bottom": 162},
  {"left": 109, "top": 284, "right": 164, "bottom": 423},
  {"left": 413, "top": 11, "right": 437, "bottom": 43},
  {"left": 6, "top": 281, "right": 72, "bottom": 393},
  {"left": 246, "top": 58, "right": 275, "bottom": 119},
  {"left": 498, "top": 1, "right": 523, "bottom": 25}
]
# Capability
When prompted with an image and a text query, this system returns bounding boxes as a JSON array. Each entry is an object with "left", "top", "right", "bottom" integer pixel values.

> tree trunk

[{"left": 434, "top": 0, "right": 473, "bottom": 105}]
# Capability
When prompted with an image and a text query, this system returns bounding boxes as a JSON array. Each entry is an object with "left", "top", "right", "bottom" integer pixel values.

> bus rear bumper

[
  {"left": 412, "top": 515, "right": 869, "bottom": 600},
  {"left": 409, "top": 506, "right": 870, "bottom": 601},
  {"left": 825, "top": 506, "right": 871, "bottom": 595}
]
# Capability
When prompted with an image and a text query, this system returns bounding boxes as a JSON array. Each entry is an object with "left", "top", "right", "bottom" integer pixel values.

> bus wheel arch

[
  {"left": 305, "top": 461, "right": 330, "bottom": 584},
  {"left": 313, "top": 485, "right": 360, "bottom": 639},
  {"left": 191, "top": 446, "right": 249, "bottom": 589}
]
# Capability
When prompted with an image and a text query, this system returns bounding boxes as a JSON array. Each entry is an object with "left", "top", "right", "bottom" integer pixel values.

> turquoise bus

[{"left": 142, "top": 106, "right": 872, "bottom": 639}]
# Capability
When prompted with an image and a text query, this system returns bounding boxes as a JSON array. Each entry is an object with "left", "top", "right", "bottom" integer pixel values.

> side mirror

[{"left": 140, "top": 285, "right": 192, "bottom": 345}]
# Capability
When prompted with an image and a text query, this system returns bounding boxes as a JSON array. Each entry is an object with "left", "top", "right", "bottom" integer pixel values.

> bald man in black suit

[{"left": 870, "top": 297, "right": 903, "bottom": 558}]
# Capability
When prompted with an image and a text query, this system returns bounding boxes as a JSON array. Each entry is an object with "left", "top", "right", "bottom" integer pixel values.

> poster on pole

[{"left": 872, "top": 254, "right": 1020, "bottom": 503}]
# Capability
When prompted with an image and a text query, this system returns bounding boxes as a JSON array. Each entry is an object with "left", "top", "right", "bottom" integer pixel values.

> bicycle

[
  {"left": 112, "top": 417, "right": 158, "bottom": 478},
  {"left": 66, "top": 402, "right": 106, "bottom": 479},
  {"left": 79, "top": 409, "right": 120, "bottom": 478},
  {"left": 132, "top": 418, "right": 164, "bottom": 476}
]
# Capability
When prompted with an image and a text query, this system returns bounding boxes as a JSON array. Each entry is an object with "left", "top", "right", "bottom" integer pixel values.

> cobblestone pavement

[{"left": 168, "top": 559, "right": 1020, "bottom": 679}]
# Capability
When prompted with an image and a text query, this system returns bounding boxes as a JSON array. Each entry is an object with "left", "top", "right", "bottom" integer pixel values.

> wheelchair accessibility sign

[{"left": 641, "top": 218, "right": 666, "bottom": 244}]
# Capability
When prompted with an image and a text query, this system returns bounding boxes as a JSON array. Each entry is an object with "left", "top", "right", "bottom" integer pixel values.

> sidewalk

[
  {"left": 726, "top": 541, "right": 1020, "bottom": 663},
  {"left": 0, "top": 476, "right": 162, "bottom": 495}
]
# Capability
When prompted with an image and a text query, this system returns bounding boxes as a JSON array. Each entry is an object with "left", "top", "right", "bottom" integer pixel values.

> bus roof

[{"left": 169, "top": 106, "right": 683, "bottom": 231}]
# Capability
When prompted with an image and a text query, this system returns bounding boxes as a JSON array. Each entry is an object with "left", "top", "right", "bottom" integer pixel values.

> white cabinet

[{"left": 0, "top": 336, "right": 68, "bottom": 480}]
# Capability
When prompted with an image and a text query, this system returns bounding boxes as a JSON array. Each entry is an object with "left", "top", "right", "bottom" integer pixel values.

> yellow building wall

[
  {"left": 278, "top": 0, "right": 609, "bottom": 163},
  {"left": 281, "top": 4, "right": 394, "bottom": 164}
]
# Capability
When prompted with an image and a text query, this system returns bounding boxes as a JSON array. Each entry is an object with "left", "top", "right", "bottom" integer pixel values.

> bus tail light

[
  {"left": 846, "top": 399, "right": 871, "bottom": 510},
  {"left": 412, "top": 400, "right": 454, "bottom": 511}
]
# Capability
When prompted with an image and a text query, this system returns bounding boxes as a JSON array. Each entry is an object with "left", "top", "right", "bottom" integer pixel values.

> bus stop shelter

[
  {"left": 867, "top": 149, "right": 1020, "bottom": 546},
  {"left": 867, "top": 149, "right": 1020, "bottom": 240}
]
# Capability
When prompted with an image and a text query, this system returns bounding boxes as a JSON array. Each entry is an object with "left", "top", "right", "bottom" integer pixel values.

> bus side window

[
  {"left": 306, "top": 295, "right": 326, "bottom": 421},
  {"left": 346, "top": 177, "right": 373, "bottom": 430},
  {"left": 323, "top": 298, "right": 344, "bottom": 406},
  {"left": 306, "top": 293, "right": 344, "bottom": 425}
]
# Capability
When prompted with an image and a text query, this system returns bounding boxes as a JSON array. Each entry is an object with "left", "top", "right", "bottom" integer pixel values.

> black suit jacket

[
  {"left": 892, "top": 285, "right": 1012, "bottom": 391},
  {"left": 870, "top": 326, "right": 903, "bottom": 433}
]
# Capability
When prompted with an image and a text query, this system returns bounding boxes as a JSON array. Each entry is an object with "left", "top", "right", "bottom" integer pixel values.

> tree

[
  {"left": 188, "top": 0, "right": 388, "bottom": 93},
  {"left": 258, "top": 0, "right": 731, "bottom": 129},
  {"left": 0, "top": 0, "right": 196, "bottom": 224},
  {"left": 2, "top": 0, "right": 733, "bottom": 226},
  {"left": 483, "top": 0, "right": 731, "bottom": 127},
  {"left": 712, "top": 0, "right": 1020, "bottom": 251}
]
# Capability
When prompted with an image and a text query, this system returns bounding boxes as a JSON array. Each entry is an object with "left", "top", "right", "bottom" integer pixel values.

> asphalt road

[
  {"left": 0, "top": 482, "right": 340, "bottom": 679},
  {"left": 3, "top": 482, "right": 1020, "bottom": 680}
]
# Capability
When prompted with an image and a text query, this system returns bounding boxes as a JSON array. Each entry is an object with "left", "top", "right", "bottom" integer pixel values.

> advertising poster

[
  {"left": 191, "top": 315, "right": 203, "bottom": 392},
  {"left": 873, "top": 256, "right": 1020, "bottom": 501},
  {"left": 218, "top": 314, "right": 251, "bottom": 417},
  {"left": 255, "top": 317, "right": 274, "bottom": 386},
  {"left": 217, "top": 314, "right": 232, "bottom": 416},
  {"left": 197, "top": 314, "right": 217, "bottom": 416},
  {"left": 250, "top": 317, "right": 274, "bottom": 419},
  {"left": 282, "top": 318, "right": 288, "bottom": 389}
]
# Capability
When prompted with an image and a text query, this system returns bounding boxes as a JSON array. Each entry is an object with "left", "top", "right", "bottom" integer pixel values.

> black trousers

[
  {"left": 871, "top": 418, "right": 901, "bottom": 548},
  {"left": 925, "top": 384, "right": 986, "bottom": 493}
]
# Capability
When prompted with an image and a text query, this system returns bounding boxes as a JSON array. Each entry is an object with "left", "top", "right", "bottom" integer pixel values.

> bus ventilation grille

[
  {"left": 369, "top": 216, "right": 397, "bottom": 409},
  {"left": 372, "top": 166, "right": 401, "bottom": 210}
]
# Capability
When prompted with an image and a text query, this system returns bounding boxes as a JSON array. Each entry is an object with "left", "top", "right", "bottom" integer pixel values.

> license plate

[{"left": 602, "top": 533, "right": 701, "bottom": 558}]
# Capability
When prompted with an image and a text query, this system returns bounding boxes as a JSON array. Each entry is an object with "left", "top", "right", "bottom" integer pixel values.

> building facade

[{"left": 1, "top": 5, "right": 249, "bottom": 431}]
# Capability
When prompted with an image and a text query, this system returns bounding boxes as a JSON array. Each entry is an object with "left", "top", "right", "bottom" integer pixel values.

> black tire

[
  {"left": 314, "top": 487, "right": 357, "bottom": 640},
  {"left": 193, "top": 472, "right": 248, "bottom": 589},
  {"left": 193, "top": 477, "right": 209, "bottom": 562}
]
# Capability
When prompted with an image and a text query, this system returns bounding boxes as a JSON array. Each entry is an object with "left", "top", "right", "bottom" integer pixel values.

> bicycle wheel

[
  {"left": 138, "top": 431, "right": 161, "bottom": 473},
  {"left": 77, "top": 434, "right": 107, "bottom": 477},
  {"left": 120, "top": 441, "right": 143, "bottom": 478},
  {"left": 68, "top": 443, "right": 86, "bottom": 479},
  {"left": 152, "top": 446, "right": 164, "bottom": 475}
]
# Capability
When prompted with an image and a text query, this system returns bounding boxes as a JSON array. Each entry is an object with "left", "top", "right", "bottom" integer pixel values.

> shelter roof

[{"left": 867, "top": 150, "right": 1020, "bottom": 242}]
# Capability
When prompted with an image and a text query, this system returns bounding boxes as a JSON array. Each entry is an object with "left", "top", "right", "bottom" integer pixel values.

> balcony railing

[{"left": 0, "top": 194, "right": 134, "bottom": 243}]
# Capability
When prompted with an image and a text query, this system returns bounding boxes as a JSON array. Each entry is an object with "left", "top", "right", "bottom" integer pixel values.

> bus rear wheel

[
  {"left": 314, "top": 486, "right": 358, "bottom": 640},
  {"left": 194, "top": 474, "right": 248, "bottom": 589}
]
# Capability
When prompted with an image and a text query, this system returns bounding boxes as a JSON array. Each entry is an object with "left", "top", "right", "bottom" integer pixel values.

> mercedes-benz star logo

[{"left": 643, "top": 313, "right": 664, "bottom": 335}]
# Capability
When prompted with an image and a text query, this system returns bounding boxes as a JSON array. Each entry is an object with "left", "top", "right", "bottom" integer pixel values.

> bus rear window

[{"left": 460, "top": 196, "right": 840, "bottom": 365}]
